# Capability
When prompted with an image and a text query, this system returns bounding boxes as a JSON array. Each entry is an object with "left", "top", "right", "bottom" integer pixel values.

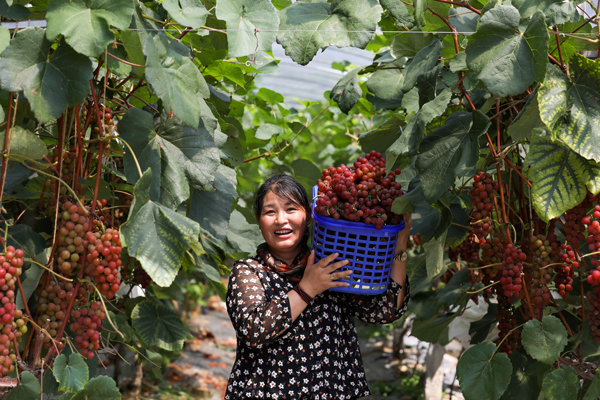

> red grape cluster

[
  {"left": 135, "top": 265, "right": 152, "bottom": 289},
  {"left": 587, "top": 286, "right": 600, "bottom": 342},
  {"left": 496, "top": 299, "right": 522, "bottom": 354},
  {"left": 469, "top": 172, "right": 499, "bottom": 240},
  {"left": 70, "top": 301, "right": 105, "bottom": 359},
  {"left": 54, "top": 200, "right": 90, "bottom": 275},
  {"left": 583, "top": 206, "right": 600, "bottom": 284},
  {"left": 0, "top": 246, "right": 24, "bottom": 376},
  {"left": 448, "top": 233, "right": 479, "bottom": 264},
  {"left": 498, "top": 244, "right": 525, "bottom": 301},
  {"left": 84, "top": 227, "right": 122, "bottom": 299},
  {"left": 314, "top": 151, "right": 403, "bottom": 229},
  {"left": 479, "top": 236, "right": 504, "bottom": 278}
]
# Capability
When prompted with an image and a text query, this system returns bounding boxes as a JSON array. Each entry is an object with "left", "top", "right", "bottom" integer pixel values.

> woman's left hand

[{"left": 396, "top": 213, "right": 412, "bottom": 250}]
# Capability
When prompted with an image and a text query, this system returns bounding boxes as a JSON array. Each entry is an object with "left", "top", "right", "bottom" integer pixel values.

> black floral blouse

[{"left": 225, "top": 253, "right": 410, "bottom": 400}]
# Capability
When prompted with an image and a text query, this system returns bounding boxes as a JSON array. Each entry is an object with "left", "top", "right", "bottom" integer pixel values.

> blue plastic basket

[{"left": 311, "top": 186, "right": 405, "bottom": 295}]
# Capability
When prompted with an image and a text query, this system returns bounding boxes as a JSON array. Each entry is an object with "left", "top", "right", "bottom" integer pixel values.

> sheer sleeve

[
  {"left": 343, "top": 276, "right": 410, "bottom": 324},
  {"left": 226, "top": 260, "right": 293, "bottom": 348}
]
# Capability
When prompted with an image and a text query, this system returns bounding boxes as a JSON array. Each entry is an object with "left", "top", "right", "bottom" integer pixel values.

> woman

[{"left": 225, "top": 174, "right": 411, "bottom": 400}]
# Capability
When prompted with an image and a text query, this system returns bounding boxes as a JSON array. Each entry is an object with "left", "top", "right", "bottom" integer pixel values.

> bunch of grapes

[
  {"left": 36, "top": 279, "right": 73, "bottom": 350},
  {"left": 495, "top": 295, "right": 523, "bottom": 354},
  {"left": 479, "top": 236, "right": 505, "bottom": 278},
  {"left": 82, "top": 102, "right": 116, "bottom": 137},
  {"left": 448, "top": 233, "right": 479, "bottom": 263},
  {"left": 498, "top": 244, "right": 525, "bottom": 302},
  {"left": 564, "top": 194, "right": 599, "bottom": 249},
  {"left": 587, "top": 286, "right": 600, "bottom": 342},
  {"left": 83, "top": 227, "right": 123, "bottom": 298},
  {"left": 522, "top": 234, "right": 557, "bottom": 308},
  {"left": 314, "top": 151, "right": 403, "bottom": 229},
  {"left": 69, "top": 301, "right": 105, "bottom": 359},
  {"left": 469, "top": 172, "right": 499, "bottom": 240},
  {"left": 0, "top": 246, "right": 24, "bottom": 376},
  {"left": 582, "top": 206, "right": 600, "bottom": 284},
  {"left": 53, "top": 200, "right": 90, "bottom": 275}
]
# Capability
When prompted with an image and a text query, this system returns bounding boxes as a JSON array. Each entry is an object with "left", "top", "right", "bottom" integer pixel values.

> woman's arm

[{"left": 390, "top": 213, "right": 412, "bottom": 309}]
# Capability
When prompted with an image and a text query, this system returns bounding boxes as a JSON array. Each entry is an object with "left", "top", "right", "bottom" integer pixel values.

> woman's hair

[{"left": 253, "top": 174, "right": 311, "bottom": 219}]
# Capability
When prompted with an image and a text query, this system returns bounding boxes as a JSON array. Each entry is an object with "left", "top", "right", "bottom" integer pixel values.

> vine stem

[
  {"left": 112, "top": 79, "right": 146, "bottom": 114},
  {"left": 520, "top": 279, "right": 538, "bottom": 321},
  {"left": 16, "top": 276, "right": 32, "bottom": 328},
  {"left": 493, "top": 322, "right": 527, "bottom": 355},
  {"left": 558, "top": 357, "right": 594, "bottom": 381},
  {"left": 434, "top": 0, "right": 481, "bottom": 14},
  {"left": 494, "top": 100, "right": 511, "bottom": 243},
  {"left": 177, "top": 27, "right": 192, "bottom": 40},
  {"left": 550, "top": 298, "right": 575, "bottom": 336},
  {"left": 0, "top": 92, "right": 16, "bottom": 208},
  {"left": 105, "top": 52, "right": 145, "bottom": 68},
  {"left": 89, "top": 80, "right": 106, "bottom": 215},
  {"left": 553, "top": 26, "right": 565, "bottom": 67}
]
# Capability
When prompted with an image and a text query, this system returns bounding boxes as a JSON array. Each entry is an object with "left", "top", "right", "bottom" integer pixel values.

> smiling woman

[{"left": 225, "top": 173, "right": 411, "bottom": 400}]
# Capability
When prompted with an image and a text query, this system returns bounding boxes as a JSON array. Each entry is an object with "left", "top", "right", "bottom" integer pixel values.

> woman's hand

[
  {"left": 396, "top": 213, "right": 412, "bottom": 250},
  {"left": 299, "top": 251, "right": 353, "bottom": 298}
]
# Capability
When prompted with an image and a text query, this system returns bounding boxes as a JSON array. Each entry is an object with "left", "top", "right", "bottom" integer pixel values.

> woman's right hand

[{"left": 299, "top": 251, "right": 353, "bottom": 298}]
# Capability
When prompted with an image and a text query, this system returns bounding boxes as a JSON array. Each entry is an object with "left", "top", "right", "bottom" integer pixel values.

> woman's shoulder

[{"left": 232, "top": 255, "right": 265, "bottom": 273}]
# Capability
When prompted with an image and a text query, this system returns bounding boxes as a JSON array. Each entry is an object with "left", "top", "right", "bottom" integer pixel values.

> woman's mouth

[{"left": 274, "top": 229, "right": 293, "bottom": 237}]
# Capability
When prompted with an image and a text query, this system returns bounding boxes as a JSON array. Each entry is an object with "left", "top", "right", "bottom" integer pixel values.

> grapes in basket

[{"left": 314, "top": 151, "right": 404, "bottom": 229}]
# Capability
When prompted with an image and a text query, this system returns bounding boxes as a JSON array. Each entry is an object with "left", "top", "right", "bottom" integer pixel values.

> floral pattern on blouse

[{"left": 225, "top": 254, "right": 410, "bottom": 400}]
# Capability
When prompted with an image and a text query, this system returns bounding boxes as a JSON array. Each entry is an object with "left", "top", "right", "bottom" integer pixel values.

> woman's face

[{"left": 258, "top": 191, "right": 308, "bottom": 263}]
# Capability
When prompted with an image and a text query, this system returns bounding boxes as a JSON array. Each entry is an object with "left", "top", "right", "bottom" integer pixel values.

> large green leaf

[
  {"left": 448, "top": 7, "right": 478, "bottom": 35},
  {"left": 225, "top": 210, "right": 263, "bottom": 255},
  {"left": 542, "top": 366, "right": 579, "bottom": 400},
  {"left": 189, "top": 165, "right": 237, "bottom": 240},
  {"left": 0, "top": 0, "right": 29, "bottom": 19},
  {"left": 517, "top": 0, "right": 577, "bottom": 25},
  {"left": 359, "top": 115, "right": 405, "bottom": 155},
  {"left": 521, "top": 316, "right": 567, "bottom": 364},
  {"left": 215, "top": 0, "right": 279, "bottom": 58},
  {"left": 401, "top": 40, "right": 442, "bottom": 92},
  {"left": 1, "top": 126, "right": 47, "bottom": 160},
  {"left": 415, "top": 110, "right": 490, "bottom": 203},
  {"left": 366, "top": 59, "right": 404, "bottom": 108},
  {"left": 538, "top": 56, "right": 600, "bottom": 162},
  {"left": 414, "top": 0, "right": 428, "bottom": 27},
  {"left": 46, "top": 0, "right": 135, "bottom": 57},
  {"left": 276, "top": 0, "right": 382, "bottom": 66},
  {"left": 71, "top": 376, "right": 120, "bottom": 400},
  {"left": 380, "top": 0, "right": 415, "bottom": 29},
  {"left": 0, "top": 28, "right": 93, "bottom": 123},
  {"left": 330, "top": 67, "right": 362, "bottom": 114},
  {"left": 390, "top": 34, "right": 433, "bottom": 59},
  {"left": 386, "top": 88, "right": 451, "bottom": 169},
  {"left": 583, "top": 369, "right": 600, "bottom": 400},
  {"left": 0, "top": 26, "right": 9, "bottom": 56},
  {"left": 53, "top": 353, "right": 89, "bottom": 393},
  {"left": 132, "top": 299, "right": 188, "bottom": 351},
  {"left": 469, "top": 304, "right": 499, "bottom": 345},
  {"left": 466, "top": 6, "right": 548, "bottom": 97},
  {"left": 457, "top": 342, "right": 513, "bottom": 400},
  {"left": 501, "top": 355, "right": 541, "bottom": 400},
  {"left": 523, "top": 129, "right": 600, "bottom": 221},
  {"left": 6, "top": 371, "right": 40, "bottom": 400},
  {"left": 410, "top": 313, "right": 456, "bottom": 344},
  {"left": 118, "top": 107, "right": 221, "bottom": 209},
  {"left": 144, "top": 33, "right": 210, "bottom": 129},
  {"left": 120, "top": 169, "right": 201, "bottom": 287},
  {"left": 163, "top": 0, "right": 208, "bottom": 29},
  {"left": 507, "top": 86, "right": 543, "bottom": 140}
]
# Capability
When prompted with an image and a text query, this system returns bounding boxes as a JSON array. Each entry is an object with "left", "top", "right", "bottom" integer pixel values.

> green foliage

[
  {"left": 131, "top": 299, "right": 188, "bottom": 351},
  {"left": 0, "top": 28, "right": 92, "bottom": 123},
  {"left": 330, "top": 67, "right": 363, "bottom": 114},
  {"left": 457, "top": 342, "right": 513, "bottom": 400},
  {"left": 542, "top": 366, "right": 579, "bottom": 400},
  {"left": 521, "top": 316, "right": 567, "bottom": 364},
  {"left": 53, "top": 353, "right": 89, "bottom": 393},
  {"left": 6, "top": 372, "right": 41, "bottom": 400},
  {"left": 277, "top": 0, "right": 382, "bottom": 65},
  {"left": 162, "top": 0, "right": 208, "bottom": 29}
]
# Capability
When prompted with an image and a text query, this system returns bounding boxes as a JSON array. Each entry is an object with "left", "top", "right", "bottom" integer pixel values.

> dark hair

[{"left": 253, "top": 174, "right": 311, "bottom": 219}]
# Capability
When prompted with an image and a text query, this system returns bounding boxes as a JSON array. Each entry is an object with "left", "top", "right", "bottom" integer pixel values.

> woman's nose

[{"left": 275, "top": 210, "right": 287, "bottom": 223}]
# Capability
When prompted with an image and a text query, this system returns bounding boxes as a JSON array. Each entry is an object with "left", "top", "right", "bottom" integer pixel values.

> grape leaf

[
  {"left": 277, "top": 0, "right": 382, "bottom": 66},
  {"left": 0, "top": 126, "right": 47, "bottom": 160},
  {"left": 466, "top": 6, "right": 548, "bottom": 97},
  {"left": 163, "top": 0, "right": 208, "bottom": 29},
  {"left": 189, "top": 165, "right": 238, "bottom": 240},
  {"left": 542, "top": 366, "right": 579, "bottom": 400},
  {"left": 521, "top": 316, "right": 568, "bottom": 364},
  {"left": 118, "top": 107, "right": 221, "bottom": 209},
  {"left": 0, "top": 26, "right": 9, "bottom": 55},
  {"left": 380, "top": 0, "right": 415, "bottom": 29},
  {"left": 391, "top": 34, "right": 434, "bottom": 59},
  {"left": 401, "top": 40, "right": 442, "bottom": 92},
  {"left": 0, "top": 28, "right": 93, "bottom": 123},
  {"left": 583, "top": 369, "right": 600, "bottom": 400},
  {"left": 120, "top": 169, "right": 201, "bottom": 287},
  {"left": 71, "top": 376, "right": 120, "bottom": 400},
  {"left": 144, "top": 33, "right": 210, "bottom": 129},
  {"left": 46, "top": 0, "right": 135, "bottom": 57},
  {"left": 330, "top": 67, "right": 362, "bottom": 114},
  {"left": 523, "top": 128, "right": 600, "bottom": 222},
  {"left": 538, "top": 56, "right": 600, "bottom": 162},
  {"left": 415, "top": 110, "right": 489, "bottom": 203},
  {"left": 366, "top": 59, "right": 405, "bottom": 108},
  {"left": 457, "top": 342, "right": 512, "bottom": 400},
  {"left": 0, "top": 0, "right": 29, "bottom": 19},
  {"left": 53, "top": 353, "right": 89, "bottom": 393},
  {"left": 132, "top": 299, "right": 188, "bottom": 351},
  {"left": 6, "top": 372, "right": 40, "bottom": 400},
  {"left": 215, "top": 0, "right": 279, "bottom": 58}
]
